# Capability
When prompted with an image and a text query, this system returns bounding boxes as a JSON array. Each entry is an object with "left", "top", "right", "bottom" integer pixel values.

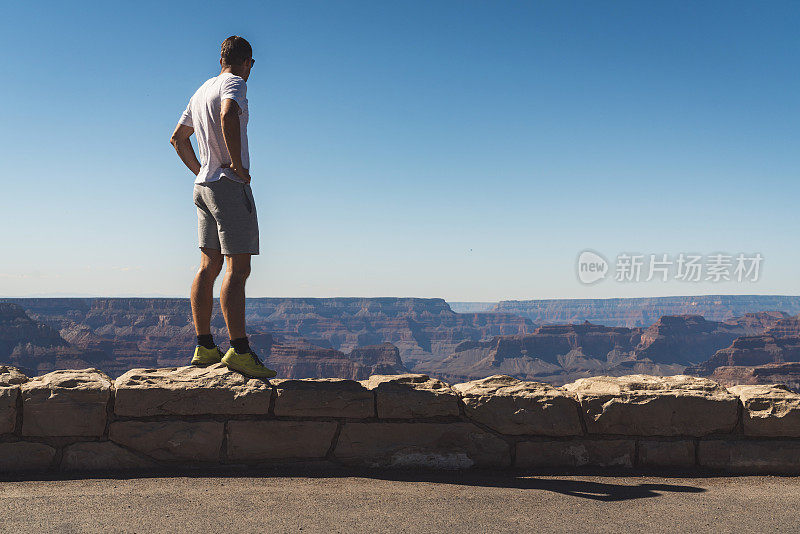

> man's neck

[{"left": 220, "top": 66, "right": 244, "bottom": 78}]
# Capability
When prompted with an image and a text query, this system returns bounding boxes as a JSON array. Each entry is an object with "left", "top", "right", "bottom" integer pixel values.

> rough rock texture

[
  {"left": 109, "top": 421, "right": 224, "bottom": 462},
  {"left": 699, "top": 440, "right": 800, "bottom": 473},
  {"left": 114, "top": 364, "right": 271, "bottom": 416},
  {"left": 728, "top": 384, "right": 800, "bottom": 437},
  {"left": 452, "top": 375, "right": 582, "bottom": 436},
  {"left": 0, "top": 364, "right": 28, "bottom": 386},
  {"left": 334, "top": 422, "right": 510, "bottom": 468},
  {"left": 21, "top": 368, "right": 111, "bottom": 437},
  {"left": 61, "top": 442, "right": 157, "bottom": 471},
  {"left": 637, "top": 440, "right": 696, "bottom": 468},
  {"left": 516, "top": 439, "right": 635, "bottom": 468},
  {"left": 563, "top": 375, "right": 738, "bottom": 436},
  {"left": 227, "top": 420, "right": 338, "bottom": 460},
  {"left": 360, "top": 373, "right": 459, "bottom": 418},
  {"left": 273, "top": 378, "right": 374, "bottom": 418},
  {"left": 0, "top": 442, "right": 56, "bottom": 471}
]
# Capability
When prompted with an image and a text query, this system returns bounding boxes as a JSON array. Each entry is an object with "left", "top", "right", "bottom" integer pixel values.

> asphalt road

[{"left": 1, "top": 468, "right": 798, "bottom": 533}]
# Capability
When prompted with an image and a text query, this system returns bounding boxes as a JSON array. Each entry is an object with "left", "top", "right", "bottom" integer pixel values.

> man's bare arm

[
  {"left": 220, "top": 99, "right": 251, "bottom": 184},
  {"left": 169, "top": 124, "right": 201, "bottom": 176}
]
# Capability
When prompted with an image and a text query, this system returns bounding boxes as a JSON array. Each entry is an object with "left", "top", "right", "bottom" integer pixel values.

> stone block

[
  {"left": 698, "top": 439, "right": 800, "bottom": 473},
  {"left": 334, "top": 422, "right": 510, "bottom": 468},
  {"left": 516, "top": 439, "right": 635, "bottom": 468},
  {"left": 0, "top": 442, "right": 56, "bottom": 472},
  {"left": 563, "top": 375, "right": 738, "bottom": 436},
  {"left": 227, "top": 420, "right": 338, "bottom": 460},
  {"left": 0, "top": 387, "right": 18, "bottom": 434},
  {"left": 360, "top": 373, "right": 459, "bottom": 418},
  {"left": 453, "top": 375, "right": 582, "bottom": 436},
  {"left": 21, "top": 369, "right": 112, "bottom": 437},
  {"left": 273, "top": 378, "right": 374, "bottom": 418},
  {"left": 61, "top": 441, "right": 158, "bottom": 471},
  {"left": 114, "top": 364, "right": 271, "bottom": 417},
  {"left": 109, "top": 420, "right": 223, "bottom": 462},
  {"left": 638, "top": 440, "right": 695, "bottom": 468},
  {"left": 729, "top": 384, "right": 800, "bottom": 437}
]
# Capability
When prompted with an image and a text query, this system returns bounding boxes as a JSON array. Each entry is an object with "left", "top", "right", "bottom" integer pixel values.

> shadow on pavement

[
  {"left": 0, "top": 466, "right": 708, "bottom": 501},
  {"left": 354, "top": 469, "right": 706, "bottom": 501}
]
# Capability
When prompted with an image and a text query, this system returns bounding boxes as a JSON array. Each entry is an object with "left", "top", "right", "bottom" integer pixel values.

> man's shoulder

[
  {"left": 219, "top": 72, "right": 247, "bottom": 88},
  {"left": 188, "top": 77, "right": 218, "bottom": 100},
  {"left": 219, "top": 72, "right": 246, "bottom": 82}
]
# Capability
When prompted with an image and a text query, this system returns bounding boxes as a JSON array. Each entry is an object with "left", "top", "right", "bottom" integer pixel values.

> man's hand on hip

[{"left": 225, "top": 163, "right": 251, "bottom": 184}]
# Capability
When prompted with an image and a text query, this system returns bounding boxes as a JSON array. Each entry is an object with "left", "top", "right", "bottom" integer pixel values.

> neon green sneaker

[
  {"left": 190, "top": 345, "right": 224, "bottom": 366},
  {"left": 221, "top": 347, "right": 277, "bottom": 379}
]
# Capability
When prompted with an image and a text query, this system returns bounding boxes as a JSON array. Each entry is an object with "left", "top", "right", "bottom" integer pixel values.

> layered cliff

[
  {"left": 687, "top": 314, "right": 800, "bottom": 379},
  {"left": 418, "top": 314, "right": 781, "bottom": 386}
]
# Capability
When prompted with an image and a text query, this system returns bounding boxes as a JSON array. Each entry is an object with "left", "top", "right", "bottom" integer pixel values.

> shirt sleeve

[
  {"left": 178, "top": 101, "right": 193, "bottom": 127},
  {"left": 220, "top": 75, "right": 247, "bottom": 112}
]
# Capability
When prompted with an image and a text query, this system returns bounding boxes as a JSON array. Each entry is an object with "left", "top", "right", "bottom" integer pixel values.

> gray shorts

[{"left": 193, "top": 177, "right": 259, "bottom": 255}]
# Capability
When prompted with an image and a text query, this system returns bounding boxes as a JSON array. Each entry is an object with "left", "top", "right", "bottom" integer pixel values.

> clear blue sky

[{"left": 1, "top": 1, "right": 798, "bottom": 300}]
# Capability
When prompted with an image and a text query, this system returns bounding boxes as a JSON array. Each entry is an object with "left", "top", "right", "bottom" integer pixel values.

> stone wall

[{"left": 1, "top": 364, "right": 799, "bottom": 474}]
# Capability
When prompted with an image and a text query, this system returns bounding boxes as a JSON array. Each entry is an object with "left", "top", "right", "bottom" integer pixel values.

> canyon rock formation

[
  {"left": 686, "top": 313, "right": 800, "bottom": 384},
  {"left": 415, "top": 314, "right": 783, "bottom": 386},
  {"left": 2, "top": 298, "right": 532, "bottom": 377},
  {"left": 4, "top": 298, "right": 800, "bottom": 390}
]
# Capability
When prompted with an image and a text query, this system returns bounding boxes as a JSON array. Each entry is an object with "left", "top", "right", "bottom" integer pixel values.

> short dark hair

[{"left": 220, "top": 36, "right": 252, "bottom": 66}]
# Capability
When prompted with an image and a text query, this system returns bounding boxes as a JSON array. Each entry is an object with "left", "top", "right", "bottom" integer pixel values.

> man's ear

[{"left": 220, "top": 57, "right": 224, "bottom": 67}]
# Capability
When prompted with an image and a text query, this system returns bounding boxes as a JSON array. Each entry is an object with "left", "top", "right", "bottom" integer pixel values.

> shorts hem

[{"left": 220, "top": 249, "right": 259, "bottom": 256}]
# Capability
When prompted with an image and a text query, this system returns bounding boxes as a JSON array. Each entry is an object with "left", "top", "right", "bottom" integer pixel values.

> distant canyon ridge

[
  {"left": 453, "top": 295, "right": 800, "bottom": 326},
  {"left": 3, "top": 296, "right": 800, "bottom": 391}
]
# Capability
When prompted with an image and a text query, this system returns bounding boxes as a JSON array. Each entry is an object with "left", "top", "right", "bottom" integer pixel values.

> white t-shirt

[{"left": 178, "top": 73, "right": 249, "bottom": 184}]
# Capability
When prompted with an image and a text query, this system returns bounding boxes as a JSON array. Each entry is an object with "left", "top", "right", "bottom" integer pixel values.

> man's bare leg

[
  {"left": 191, "top": 248, "right": 224, "bottom": 336},
  {"left": 218, "top": 253, "right": 275, "bottom": 377},
  {"left": 220, "top": 253, "right": 251, "bottom": 340}
]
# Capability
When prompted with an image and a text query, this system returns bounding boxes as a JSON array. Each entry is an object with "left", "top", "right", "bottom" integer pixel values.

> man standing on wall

[{"left": 169, "top": 36, "right": 276, "bottom": 379}]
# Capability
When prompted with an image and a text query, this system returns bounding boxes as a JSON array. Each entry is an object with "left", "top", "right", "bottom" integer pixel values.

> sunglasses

[{"left": 249, "top": 58, "right": 255, "bottom": 67}]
